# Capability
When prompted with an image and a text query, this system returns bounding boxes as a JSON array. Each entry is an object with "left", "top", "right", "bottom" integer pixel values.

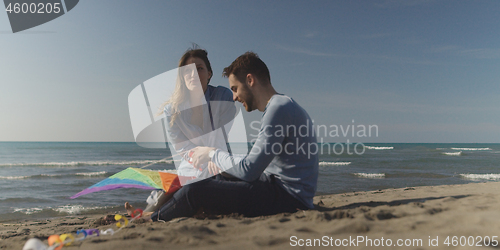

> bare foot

[
  {"left": 138, "top": 211, "right": 154, "bottom": 221},
  {"left": 124, "top": 202, "right": 135, "bottom": 216}
]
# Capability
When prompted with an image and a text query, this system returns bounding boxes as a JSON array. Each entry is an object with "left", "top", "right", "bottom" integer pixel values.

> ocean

[{"left": 1, "top": 142, "right": 499, "bottom": 222}]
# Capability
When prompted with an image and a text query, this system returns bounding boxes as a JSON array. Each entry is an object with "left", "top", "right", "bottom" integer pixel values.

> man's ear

[{"left": 246, "top": 73, "right": 255, "bottom": 87}]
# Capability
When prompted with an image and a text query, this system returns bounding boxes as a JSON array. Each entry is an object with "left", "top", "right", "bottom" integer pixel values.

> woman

[
  {"left": 127, "top": 47, "right": 236, "bottom": 216},
  {"left": 163, "top": 48, "right": 236, "bottom": 184}
]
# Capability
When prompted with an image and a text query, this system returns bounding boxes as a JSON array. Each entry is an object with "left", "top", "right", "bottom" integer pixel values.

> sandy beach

[{"left": 3, "top": 182, "right": 500, "bottom": 250}]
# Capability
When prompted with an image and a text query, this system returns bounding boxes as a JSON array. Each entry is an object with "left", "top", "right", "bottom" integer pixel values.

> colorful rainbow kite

[{"left": 70, "top": 167, "right": 181, "bottom": 199}]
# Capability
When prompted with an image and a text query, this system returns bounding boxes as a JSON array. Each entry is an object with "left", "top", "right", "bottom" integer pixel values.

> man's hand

[
  {"left": 190, "top": 146, "right": 216, "bottom": 169},
  {"left": 207, "top": 161, "right": 221, "bottom": 175}
]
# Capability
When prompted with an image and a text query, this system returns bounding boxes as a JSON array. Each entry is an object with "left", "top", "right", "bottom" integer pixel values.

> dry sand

[{"left": 2, "top": 182, "right": 500, "bottom": 249}]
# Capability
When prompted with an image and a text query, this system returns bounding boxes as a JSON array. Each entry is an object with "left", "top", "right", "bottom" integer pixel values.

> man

[{"left": 147, "top": 52, "right": 318, "bottom": 221}]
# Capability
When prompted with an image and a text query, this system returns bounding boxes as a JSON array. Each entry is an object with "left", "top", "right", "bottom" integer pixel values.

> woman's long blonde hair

[{"left": 158, "top": 48, "right": 213, "bottom": 126}]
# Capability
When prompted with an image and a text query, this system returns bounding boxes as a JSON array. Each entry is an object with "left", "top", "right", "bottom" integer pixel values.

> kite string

[{"left": 139, "top": 154, "right": 179, "bottom": 169}]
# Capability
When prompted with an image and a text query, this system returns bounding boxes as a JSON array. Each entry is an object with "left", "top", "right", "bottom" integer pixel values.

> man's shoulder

[
  {"left": 262, "top": 95, "right": 299, "bottom": 122},
  {"left": 268, "top": 94, "right": 298, "bottom": 111}
]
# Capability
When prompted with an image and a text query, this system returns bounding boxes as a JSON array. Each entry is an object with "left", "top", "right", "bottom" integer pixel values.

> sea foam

[
  {"left": 159, "top": 169, "right": 178, "bottom": 174},
  {"left": 13, "top": 207, "right": 43, "bottom": 215},
  {"left": 319, "top": 161, "right": 351, "bottom": 166},
  {"left": 75, "top": 171, "right": 107, "bottom": 177},
  {"left": 451, "top": 148, "right": 491, "bottom": 151},
  {"left": 0, "top": 159, "right": 175, "bottom": 168},
  {"left": 364, "top": 146, "right": 394, "bottom": 150},
  {"left": 13, "top": 205, "right": 111, "bottom": 215},
  {"left": 354, "top": 173, "right": 385, "bottom": 179},
  {"left": 1, "top": 172, "right": 106, "bottom": 180},
  {"left": 442, "top": 151, "right": 462, "bottom": 156},
  {"left": 459, "top": 174, "right": 500, "bottom": 181},
  {"left": 0, "top": 175, "right": 29, "bottom": 180},
  {"left": 53, "top": 205, "right": 112, "bottom": 215}
]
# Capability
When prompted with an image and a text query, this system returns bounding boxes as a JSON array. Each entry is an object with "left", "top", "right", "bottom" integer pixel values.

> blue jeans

[{"left": 151, "top": 174, "right": 308, "bottom": 221}]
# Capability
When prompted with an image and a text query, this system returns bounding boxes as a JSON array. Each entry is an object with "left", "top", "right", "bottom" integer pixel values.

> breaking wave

[
  {"left": 0, "top": 159, "right": 175, "bottom": 168},
  {"left": 451, "top": 148, "right": 491, "bottom": 151},
  {"left": 0, "top": 172, "right": 108, "bottom": 180},
  {"left": 364, "top": 146, "right": 394, "bottom": 150},
  {"left": 12, "top": 205, "right": 114, "bottom": 216},
  {"left": 442, "top": 151, "right": 462, "bottom": 156},
  {"left": 353, "top": 173, "right": 386, "bottom": 179},
  {"left": 0, "top": 175, "right": 30, "bottom": 180},
  {"left": 75, "top": 171, "right": 108, "bottom": 177},
  {"left": 319, "top": 161, "right": 351, "bottom": 166},
  {"left": 13, "top": 207, "right": 44, "bottom": 215},
  {"left": 459, "top": 174, "right": 500, "bottom": 181}
]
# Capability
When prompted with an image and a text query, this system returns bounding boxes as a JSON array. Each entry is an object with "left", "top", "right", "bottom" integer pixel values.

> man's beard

[{"left": 241, "top": 85, "right": 255, "bottom": 112}]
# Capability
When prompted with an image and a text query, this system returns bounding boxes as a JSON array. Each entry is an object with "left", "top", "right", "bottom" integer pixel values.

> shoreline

[{"left": 3, "top": 182, "right": 500, "bottom": 249}]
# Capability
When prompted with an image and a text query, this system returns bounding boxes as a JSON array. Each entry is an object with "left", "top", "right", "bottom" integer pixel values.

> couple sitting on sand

[{"left": 125, "top": 48, "right": 319, "bottom": 221}]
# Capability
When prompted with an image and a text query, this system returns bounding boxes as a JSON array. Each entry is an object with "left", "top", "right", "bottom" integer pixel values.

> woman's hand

[{"left": 207, "top": 161, "right": 221, "bottom": 175}]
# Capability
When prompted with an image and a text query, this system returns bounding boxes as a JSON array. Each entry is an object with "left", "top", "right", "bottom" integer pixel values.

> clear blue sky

[{"left": 1, "top": 0, "right": 499, "bottom": 143}]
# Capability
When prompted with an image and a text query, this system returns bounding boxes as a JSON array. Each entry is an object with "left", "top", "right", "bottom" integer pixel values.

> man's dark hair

[{"left": 223, "top": 52, "right": 271, "bottom": 84}]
